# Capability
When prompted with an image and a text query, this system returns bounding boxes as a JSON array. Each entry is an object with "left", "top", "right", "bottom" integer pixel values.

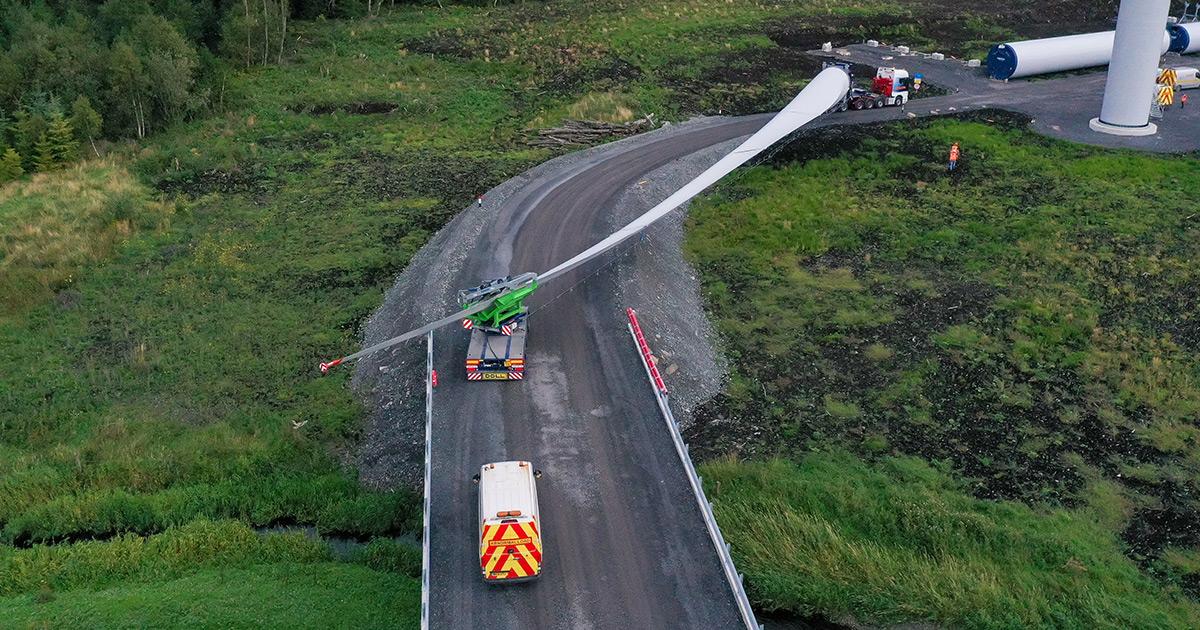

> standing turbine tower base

[{"left": 1090, "top": 0, "right": 1172, "bottom": 136}]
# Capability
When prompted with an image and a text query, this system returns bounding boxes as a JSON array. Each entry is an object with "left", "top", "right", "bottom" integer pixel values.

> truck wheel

[
  {"left": 865, "top": 99, "right": 875, "bottom": 109},
  {"left": 876, "top": 97, "right": 886, "bottom": 108},
  {"left": 851, "top": 100, "right": 864, "bottom": 110}
]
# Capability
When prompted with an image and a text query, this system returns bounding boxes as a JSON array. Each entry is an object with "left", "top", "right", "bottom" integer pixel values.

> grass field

[
  {"left": 703, "top": 454, "right": 1199, "bottom": 628},
  {"left": 0, "top": 0, "right": 896, "bottom": 617},
  {"left": 0, "top": 0, "right": 1144, "bottom": 622},
  {"left": 0, "top": 564, "right": 420, "bottom": 629},
  {"left": 0, "top": 520, "right": 419, "bottom": 628},
  {"left": 686, "top": 114, "right": 1200, "bottom": 624}
]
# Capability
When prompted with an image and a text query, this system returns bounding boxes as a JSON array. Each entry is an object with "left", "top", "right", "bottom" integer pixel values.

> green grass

[
  {"left": 0, "top": 563, "right": 419, "bottom": 629},
  {"left": 0, "top": 519, "right": 420, "bottom": 628},
  {"left": 686, "top": 114, "right": 1200, "bottom": 621},
  {"left": 0, "top": 160, "right": 173, "bottom": 314},
  {"left": 703, "top": 453, "right": 1200, "bottom": 629},
  {"left": 0, "top": 0, "right": 1145, "bottom": 621},
  {"left": 0, "top": 0, "right": 1048, "bottom": 561},
  {"left": 0, "top": 519, "right": 332, "bottom": 596}
]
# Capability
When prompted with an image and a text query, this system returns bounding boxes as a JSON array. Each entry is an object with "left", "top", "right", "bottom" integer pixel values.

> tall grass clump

[
  {"left": 704, "top": 454, "right": 1200, "bottom": 629},
  {"left": 2, "top": 473, "right": 419, "bottom": 545},
  {"left": 0, "top": 160, "right": 172, "bottom": 314},
  {"left": 0, "top": 519, "right": 329, "bottom": 596}
]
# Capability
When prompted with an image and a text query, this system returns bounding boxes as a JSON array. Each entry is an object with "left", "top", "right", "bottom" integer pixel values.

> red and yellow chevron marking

[
  {"left": 480, "top": 519, "right": 542, "bottom": 581},
  {"left": 1157, "top": 84, "right": 1174, "bottom": 106}
]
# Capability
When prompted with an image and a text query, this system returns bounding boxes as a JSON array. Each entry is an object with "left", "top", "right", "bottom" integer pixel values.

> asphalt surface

[
  {"left": 424, "top": 118, "right": 768, "bottom": 629},
  {"left": 356, "top": 43, "right": 1200, "bottom": 630}
]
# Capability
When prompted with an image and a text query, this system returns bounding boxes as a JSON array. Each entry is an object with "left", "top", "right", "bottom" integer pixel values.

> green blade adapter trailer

[{"left": 460, "top": 273, "right": 537, "bottom": 381}]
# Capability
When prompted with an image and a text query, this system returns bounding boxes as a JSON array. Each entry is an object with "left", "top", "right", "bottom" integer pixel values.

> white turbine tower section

[
  {"left": 1168, "top": 21, "right": 1200, "bottom": 54},
  {"left": 987, "top": 30, "right": 1170, "bottom": 80},
  {"left": 1091, "top": 0, "right": 1173, "bottom": 136},
  {"left": 321, "top": 68, "right": 850, "bottom": 369}
]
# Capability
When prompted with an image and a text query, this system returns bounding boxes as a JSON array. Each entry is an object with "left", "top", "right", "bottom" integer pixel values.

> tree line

[{"left": 0, "top": 0, "right": 399, "bottom": 179}]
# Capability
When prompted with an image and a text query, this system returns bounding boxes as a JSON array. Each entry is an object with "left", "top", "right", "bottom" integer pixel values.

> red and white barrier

[{"left": 626, "top": 308, "right": 667, "bottom": 395}]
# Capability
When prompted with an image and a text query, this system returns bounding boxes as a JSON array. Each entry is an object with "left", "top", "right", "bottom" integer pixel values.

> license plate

[{"left": 481, "top": 372, "right": 510, "bottom": 380}]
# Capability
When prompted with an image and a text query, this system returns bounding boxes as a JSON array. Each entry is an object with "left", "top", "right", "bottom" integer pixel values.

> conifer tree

[
  {"left": 0, "top": 110, "right": 11, "bottom": 147},
  {"left": 47, "top": 112, "right": 78, "bottom": 165},
  {"left": 33, "top": 132, "right": 56, "bottom": 172},
  {"left": 12, "top": 109, "right": 47, "bottom": 171},
  {"left": 0, "top": 147, "right": 23, "bottom": 183}
]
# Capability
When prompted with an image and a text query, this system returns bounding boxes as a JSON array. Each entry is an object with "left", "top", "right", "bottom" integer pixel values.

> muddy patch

[
  {"left": 293, "top": 101, "right": 401, "bottom": 116},
  {"left": 766, "top": 2, "right": 1119, "bottom": 57},
  {"left": 540, "top": 56, "right": 643, "bottom": 97},
  {"left": 329, "top": 149, "right": 533, "bottom": 231},
  {"left": 154, "top": 165, "right": 273, "bottom": 198}
]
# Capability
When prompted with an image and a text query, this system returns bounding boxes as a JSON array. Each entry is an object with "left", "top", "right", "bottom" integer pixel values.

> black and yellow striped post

[
  {"left": 1158, "top": 67, "right": 1179, "bottom": 88},
  {"left": 1157, "top": 83, "right": 1175, "bottom": 106}
]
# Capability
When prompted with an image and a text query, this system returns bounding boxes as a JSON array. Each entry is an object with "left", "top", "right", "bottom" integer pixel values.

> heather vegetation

[{"left": 688, "top": 114, "right": 1200, "bottom": 626}]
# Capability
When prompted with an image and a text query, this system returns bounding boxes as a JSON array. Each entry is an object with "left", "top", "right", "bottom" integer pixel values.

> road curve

[
  {"left": 354, "top": 49, "right": 1200, "bottom": 630},
  {"left": 421, "top": 80, "right": 964, "bottom": 630},
  {"left": 427, "top": 116, "right": 770, "bottom": 629}
]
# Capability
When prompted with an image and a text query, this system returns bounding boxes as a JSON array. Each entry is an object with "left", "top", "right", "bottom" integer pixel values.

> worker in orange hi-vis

[
  {"left": 948, "top": 142, "right": 960, "bottom": 172},
  {"left": 1182, "top": 93, "right": 1189, "bottom": 109}
]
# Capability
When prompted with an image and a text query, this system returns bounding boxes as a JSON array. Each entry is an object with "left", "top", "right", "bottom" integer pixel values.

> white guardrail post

[
  {"left": 421, "top": 332, "right": 433, "bottom": 630},
  {"left": 625, "top": 309, "right": 762, "bottom": 630}
]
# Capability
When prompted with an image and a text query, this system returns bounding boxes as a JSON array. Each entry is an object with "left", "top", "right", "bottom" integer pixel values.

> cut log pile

[{"left": 527, "top": 115, "right": 656, "bottom": 148}]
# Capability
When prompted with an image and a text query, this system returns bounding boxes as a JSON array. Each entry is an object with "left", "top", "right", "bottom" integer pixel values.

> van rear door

[{"left": 480, "top": 516, "right": 542, "bottom": 581}]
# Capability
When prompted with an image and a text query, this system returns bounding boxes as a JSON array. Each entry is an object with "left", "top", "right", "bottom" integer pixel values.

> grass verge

[
  {"left": 686, "top": 113, "right": 1200, "bottom": 620},
  {"left": 704, "top": 453, "right": 1200, "bottom": 628},
  {"left": 0, "top": 563, "right": 418, "bottom": 629}
]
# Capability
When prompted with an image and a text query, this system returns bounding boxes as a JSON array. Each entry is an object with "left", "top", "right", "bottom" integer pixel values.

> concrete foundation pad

[{"left": 1089, "top": 117, "right": 1158, "bottom": 136}]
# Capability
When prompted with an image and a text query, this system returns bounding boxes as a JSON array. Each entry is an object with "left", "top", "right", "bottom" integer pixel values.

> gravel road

[{"left": 352, "top": 44, "right": 1200, "bottom": 629}]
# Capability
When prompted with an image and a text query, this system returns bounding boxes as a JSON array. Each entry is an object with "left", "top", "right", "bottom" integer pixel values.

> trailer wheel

[
  {"left": 850, "top": 99, "right": 864, "bottom": 110},
  {"left": 865, "top": 98, "right": 875, "bottom": 110}
]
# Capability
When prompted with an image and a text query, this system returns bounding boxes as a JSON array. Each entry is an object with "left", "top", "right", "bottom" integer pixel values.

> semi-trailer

[{"left": 458, "top": 273, "right": 537, "bottom": 381}]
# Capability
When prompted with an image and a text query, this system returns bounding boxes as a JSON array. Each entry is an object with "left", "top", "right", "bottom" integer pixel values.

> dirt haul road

[{"left": 353, "top": 50, "right": 1200, "bottom": 630}]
